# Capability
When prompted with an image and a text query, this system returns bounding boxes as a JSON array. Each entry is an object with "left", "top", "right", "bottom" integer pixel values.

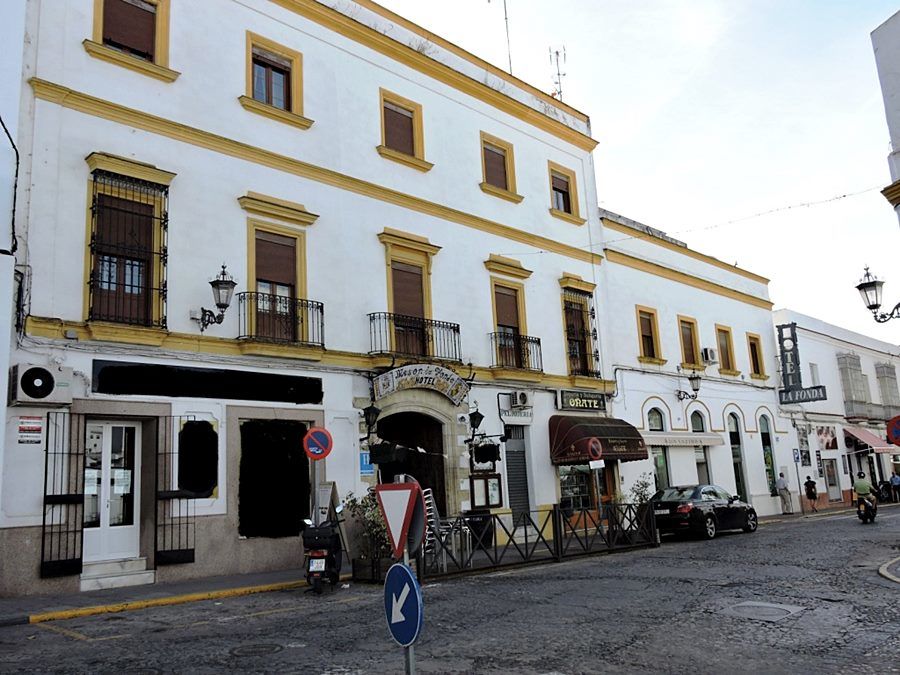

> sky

[{"left": 372, "top": 0, "right": 900, "bottom": 345}]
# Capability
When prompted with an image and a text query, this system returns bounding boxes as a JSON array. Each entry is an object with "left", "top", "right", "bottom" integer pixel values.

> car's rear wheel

[
  {"left": 742, "top": 511, "right": 758, "bottom": 533},
  {"left": 702, "top": 515, "right": 716, "bottom": 540}
]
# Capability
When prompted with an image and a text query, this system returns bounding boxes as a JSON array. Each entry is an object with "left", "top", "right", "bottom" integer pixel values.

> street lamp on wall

[
  {"left": 197, "top": 265, "right": 237, "bottom": 332},
  {"left": 856, "top": 267, "right": 900, "bottom": 323},
  {"left": 362, "top": 404, "right": 381, "bottom": 438},
  {"left": 676, "top": 371, "right": 702, "bottom": 401},
  {"left": 468, "top": 408, "right": 485, "bottom": 441}
]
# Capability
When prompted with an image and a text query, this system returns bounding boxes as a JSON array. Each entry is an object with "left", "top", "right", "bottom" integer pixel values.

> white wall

[{"left": 873, "top": 10, "right": 900, "bottom": 181}]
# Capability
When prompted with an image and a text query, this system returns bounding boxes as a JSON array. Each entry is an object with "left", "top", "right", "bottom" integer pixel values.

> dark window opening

[
  {"left": 680, "top": 320, "right": 697, "bottom": 365},
  {"left": 639, "top": 311, "right": 657, "bottom": 358},
  {"left": 483, "top": 143, "right": 508, "bottom": 190},
  {"left": 238, "top": 420, "right": 309, "bottom": 538},
  {"left": 178, "top": 421, "right": 218, "bottom": 498},
  {"left": 377, "top": 412, "right": 446, "bottom": 516},
  {"left": 103, "top": 0, "right": 157, "bottom": 62},
  {"left": 551, "top": 172, "right": 571, "bottom": 213},
  {"left": 564, "top": 291, "right": 593, "bottom": 375},
  {"left": 383, "top": 101, "right": 415, "bottom": 156},
  {"left": 252, "top": 48, "right": 292, "bottom": 110},
  {"left": 717, "top": 329, "right": 734, "bottom": 370},
  {"left": 749, "top": 339, "right": 763, "bottom": 375}
]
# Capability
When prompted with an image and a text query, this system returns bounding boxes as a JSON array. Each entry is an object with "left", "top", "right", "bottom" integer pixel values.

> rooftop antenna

[
  {"left": 487, "top": 0, "right": 513, "bottom": 74},
  {"left": 549, "top": 46, "right": 566, "bottom": 101}
]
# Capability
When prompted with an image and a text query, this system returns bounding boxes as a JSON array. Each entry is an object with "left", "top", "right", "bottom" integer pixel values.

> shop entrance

[
  {"left": 378, "top": 412, "right": 446, "bottom": 515},
  {"left": 823, "top": 459, "right": 842, "bottom": 501},
  {"left": 83, "top": 422, "right": 141, "bottom": 563}
]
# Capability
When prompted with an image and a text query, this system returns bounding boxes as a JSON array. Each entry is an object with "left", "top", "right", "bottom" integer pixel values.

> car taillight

[{"left": 675, "top": 504, "right": 693, "bottom": 514}]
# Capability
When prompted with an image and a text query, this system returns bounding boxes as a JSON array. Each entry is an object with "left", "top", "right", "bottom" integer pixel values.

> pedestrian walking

[
  {"left": 776, "top": 472, "right": 793, "bottom": 514},
  {"left": 891, "top": 471, "right": 900, "bottom": 503},
  {"left": 803, "top": 476, "right": 818, "bottom": 512}
]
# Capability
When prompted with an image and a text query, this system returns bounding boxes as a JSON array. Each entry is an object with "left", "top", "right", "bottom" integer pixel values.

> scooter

[
  {"left": 301, "top": 505, "right": 344, "bottom": 594},
  {"left": 856, "top": 496, "right": 877, "bottom": 524},
  {"left": 875, "top": 480, "right": 892, "bottom": 503}
]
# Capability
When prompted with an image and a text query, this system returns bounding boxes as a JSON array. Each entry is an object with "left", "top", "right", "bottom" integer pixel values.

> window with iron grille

[
  {"left": 563, "top": 288, "right": 598, "bottom": 376},
  {"left": 89, "top": 171, "right": 168, "bottom": 328}
]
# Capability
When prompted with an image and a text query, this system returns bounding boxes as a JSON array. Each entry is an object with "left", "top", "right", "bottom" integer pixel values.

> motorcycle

[
  {"left": 856, "top": 496, "right": 878, "bottom": 524},
  {"left": 301, "top": 504, "right": 344, "bottom": 594},
  {"left": 875, "top": 480, "right": 892, "bottom": 503}
]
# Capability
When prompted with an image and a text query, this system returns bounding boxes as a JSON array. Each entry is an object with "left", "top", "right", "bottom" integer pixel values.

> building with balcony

[
  {"left": 0, "top": 0, "right": 613, "bottom": 595},
  {"left": 772, "top": 309, "right": 900, "bottom": 507}
]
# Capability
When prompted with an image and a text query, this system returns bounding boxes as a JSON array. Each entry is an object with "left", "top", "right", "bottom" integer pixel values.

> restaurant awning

[
  {"left": 639, "top": 431, "right": 725, "bottom": 447},
  {"left": 843, "top": 426, "right": 895, "bottom": 454},
  {"left": 549, "top": 415, "right": 648, "bottom": 465}
]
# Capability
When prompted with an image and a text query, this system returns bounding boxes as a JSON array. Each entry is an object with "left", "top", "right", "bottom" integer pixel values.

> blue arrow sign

[{"left": 383, "top": 563, "right": 423, "bottom": 648}]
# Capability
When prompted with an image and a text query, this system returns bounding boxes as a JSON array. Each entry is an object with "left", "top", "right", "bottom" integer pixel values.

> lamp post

[
  {"left": 856, "top": 267, "right": 900, "bottom": 323},
  {"left": 199, "top": 265, "right": 237, "bottom": 332},
  {"left": 676, "top": 371, "right": 702, "bottom": 401}
]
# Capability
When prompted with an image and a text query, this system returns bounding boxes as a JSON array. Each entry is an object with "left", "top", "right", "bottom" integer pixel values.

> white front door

[
  {"left": 83, "top": 422, "right": 141, "bottom": 562},
  {"left": 823, "top": 459, "right": 842, "bottom": 501}
]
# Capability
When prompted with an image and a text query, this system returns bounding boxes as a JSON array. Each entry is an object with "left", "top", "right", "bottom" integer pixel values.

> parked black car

[{"left": 651, "top": 484, "right": 758, "bottom": 539}]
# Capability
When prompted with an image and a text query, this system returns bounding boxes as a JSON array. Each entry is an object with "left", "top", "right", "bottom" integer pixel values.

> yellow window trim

[
  {"left": 547, "top": 160, "right": 583, "bottom": 223},
  {"left": 88, "top": 0, "right": 174, "bottom": 76},
  {"left": 484, "top": 254, "right": 532, "bottom": 280},
  {"left": 558, "top": 273, "right": 596, "bottom": 293},
  {"left": 635, "top": 305, "right": 663, "bottom": 362},
  {"left": 378, "top": 228, "right": 439, "bottom": 320},
  {"left": 30, "top": 79, "right": 604, "bottom": 265},
  {"left": 245, "top": 32, "right": 306, "bottom": 113},
  {"left": 746, "top": 332, "right": 767, "bottom": 378},
  {"left": 677, "top": 314, "right": 701, "bottom": 370},
  {"left": 247, "top": 218, "right": 308, "bottom": 302},
  {"left": 715, "top": 324, "right": 737, "bottom": 374},
  {"left": 489, "top": 278, "right": 528, "bottom": 335},
  {"left": 83, "top": 153, "right": 174, "bottom": 324},
  {"left": 379, "top": 89, "right": 429, "bottom": 169},
  {"left": 238, "top": 191, "right": 319, "bottom": 227},
  {"left": 238, "top": 97, "right": 314, "bottom": 130},
  {"left": 638, "top": 356, "right": 668, "bottom": 366},
  {"left": 479, "top": 131, "right": 520, "bottom": 198}
]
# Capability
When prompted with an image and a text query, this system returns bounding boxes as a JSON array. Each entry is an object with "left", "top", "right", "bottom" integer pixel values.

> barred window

[
  {"left": 89, "top": 171, "right": 168, "bottom": 328},
  {"left": 563, "top": 288, "right": 598, "bottom": 377}
]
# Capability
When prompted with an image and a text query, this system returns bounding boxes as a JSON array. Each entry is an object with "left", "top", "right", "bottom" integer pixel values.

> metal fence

[{"left": 419, "top": 503, "right": 657, "bottom": 578}]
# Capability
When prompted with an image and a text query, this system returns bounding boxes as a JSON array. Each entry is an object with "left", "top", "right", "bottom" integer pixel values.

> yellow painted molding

[
  {"left": 680, "top": 362, "right": 704, "bottom": 371},
  {"left": 484, "top": 254, "right": 532, "bottom": 279},
  {"left": 30, "top": 78, "right": 601, "bottom": 265},
  {"left": 85, "top": 152, "right": 176, "bottom": 185},
  {"left": 750, "top": 373, "right": 770, "bottom": 381},
  {"left": 245, "top": 31, "right": 305, "bottom": 117},
  {"left": 719, "top": 369, "right": 742, "bottom": 377},
  {"left": 238, "top": 96, "right": 314, "bottom": 130},
  {"left": 549, "top": 208, "right": 586, "bottom": 226},
  {"left": 479, "top": 182, "right": 524, "bottom": 204},
  {"left": 86, "top": 322, "right": 168, "bottom": 346},
  {"left": 378, "top": 228, "right": 441, "bottom": 256},
  {"left": 566, "top": 375, "right": 615, "bottom": 393},
  {"left": 238, "top": 191, "right": 319, "bottom": 227},
  {"left": 237, "top": 340, "right": 324, "bottom": 361},
  {"left": 601, "top": 218, "right": 770, "bottom": 285},
  {"left": 82, "top": 40, "right": 180, "bottom": 82},
  {"left": 606, "top": 249, "right": 773, "bottom": 309},
  {"left": 558, "top": 273, "right": 597, "bottom": 293},
  {"left": 375, "top": 145, "right": 434, "bottom": 172},
  {"left": 268, "top": 0, "right": 597, "bottom": 151},
  {"left": 883, "top": 179, "right": 900, "bottom": 207},
  {"left": 488, "top": 367, "right": 544, "bottom": 384},
  {"left": 638, "top": 356, "right": 668, "bottom": 366}
]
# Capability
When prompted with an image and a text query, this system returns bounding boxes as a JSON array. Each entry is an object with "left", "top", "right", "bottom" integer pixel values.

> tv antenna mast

[
  {"left": 487, "top": 0, "right": 513, "bottom": 74},
  {"left": 549, "top": 46, "right": 566, "bottom": 101}
]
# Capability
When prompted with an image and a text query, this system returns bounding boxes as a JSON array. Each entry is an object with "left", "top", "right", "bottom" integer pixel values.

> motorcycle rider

[{"left": 852, "top": 471, "right": 875, "bottom": 506}]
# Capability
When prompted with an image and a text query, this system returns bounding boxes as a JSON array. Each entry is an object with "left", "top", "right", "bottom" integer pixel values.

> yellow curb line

[{"left": 878, "top": 556, "right": 900, "bottom": 584}]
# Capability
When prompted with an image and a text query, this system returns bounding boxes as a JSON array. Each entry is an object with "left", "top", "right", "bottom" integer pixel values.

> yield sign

[{"left": 375, "top": 483, "right": 421, "bottom": 559}]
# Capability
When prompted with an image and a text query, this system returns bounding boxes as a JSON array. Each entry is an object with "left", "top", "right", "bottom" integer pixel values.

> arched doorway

[{"left": 377, "top": 412, "right": 447, "bottom": 516}]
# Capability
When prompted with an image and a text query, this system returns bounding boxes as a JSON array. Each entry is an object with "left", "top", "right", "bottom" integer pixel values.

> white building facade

[
  {"left": 772, "top": 310, "right": 900, "bottom": 506},
  {"left": 595, "top": 211, "right": 796, "bottom": 518},
  {"left": 873, "top": 10, "right": 900, "bottom": 223},
  {"left": 1, "top": 0, "right": 610, "bottom": 596}
]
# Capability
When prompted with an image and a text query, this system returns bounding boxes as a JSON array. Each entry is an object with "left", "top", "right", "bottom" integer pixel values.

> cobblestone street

[{"left": 1, "top": 508, "right": 898, "bottom": 674}]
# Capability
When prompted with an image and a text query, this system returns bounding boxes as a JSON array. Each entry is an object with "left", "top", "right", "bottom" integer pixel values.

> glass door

[{"left": 83, "top": 422, "right": 141, "bottom": 562}]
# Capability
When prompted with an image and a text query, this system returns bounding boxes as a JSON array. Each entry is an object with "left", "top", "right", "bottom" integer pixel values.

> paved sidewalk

[
  {"left": 0, "top": 567, "right": 312, "bottom": 627},
  {"left": 758, "top": 500, "right": 900, "bottom": 524}
]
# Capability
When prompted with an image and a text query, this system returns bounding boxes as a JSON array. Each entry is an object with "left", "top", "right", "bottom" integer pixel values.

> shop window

[
  {"left": 177, "top": 420, "right": 218, "bottom": 498},
  {"left": 760, "top": 415, "right": 776, "bottom": 496},
  {"left": 559, "top": 465, "right": 595, "bottom": 514},
  {"left": 679, "top": 316, "right": 700, "bottom": 367},
  {"left": 238, "top": 420, "right": 309, "bottom": 537},
  {"left": 470, "top": 473, "right": 503, "bottom": 508},
  {"left": 651, "top": 446, "right": 670, "bottom": 491},
  {"left": 716, "top": 325, "right": 738, "bottom": 374},
  {"left": 648, "top": 407, "right": 665, "bottom": 432},
  {"left": 747, "top": 333, "right": 766, "bottom": 378},
  {"left": 547, "top": 161, "right": 584, "bottom": 224},
  {"left": 729, "top": 413, "right": 748, "bottom": 502},
  {"left": 377, "top": 89, "right": 432, "bottom": 171},
  {"left": 691, "top": 412, "right": 709, "bottom": 484}
]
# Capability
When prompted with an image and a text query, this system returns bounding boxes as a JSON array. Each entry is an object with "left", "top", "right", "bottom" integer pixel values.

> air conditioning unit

[
  {"left": 701, "top": 347, "right": 718, "bottom": 365},
  {"left": 510, "top": 390, "right": 532, "bottom": 408},
  {"left": 9, "top": 365, "right": 74, "bottom": 406}
]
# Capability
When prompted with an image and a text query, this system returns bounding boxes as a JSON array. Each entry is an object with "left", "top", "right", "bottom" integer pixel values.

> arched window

[
  {"left": 729, "top": 413, "right": 747, "bottom": 501},
  {"left": 760, "top": 415, "right": 776, "bottom": 496},
  {"left": 648, "top": 408, "right": 665, "bottom": 432},
  {"left": 690, "top": 411, "right": 705, "bottom": 433}
]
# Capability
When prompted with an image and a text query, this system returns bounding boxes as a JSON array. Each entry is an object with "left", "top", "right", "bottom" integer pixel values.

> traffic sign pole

[{"left": 403, "top": 547, "right": 415, "bottom": 675}]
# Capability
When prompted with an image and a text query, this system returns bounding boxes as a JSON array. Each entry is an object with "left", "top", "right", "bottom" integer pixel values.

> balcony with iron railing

[
  {"left": 237, "top": 292, "right": 324, "bottom": 348},
  {"left": 489, "top": 332, "right": 543, "bottom": 372},
  {"left": 844, "top": 399, "right": 885, "bottom": 422},
  {"left": 368, "top": 312, "right": 462, "bottom": 362}
]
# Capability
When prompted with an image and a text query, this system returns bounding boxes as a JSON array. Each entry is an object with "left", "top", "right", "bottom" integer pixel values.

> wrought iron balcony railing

[
  {"left": 368, "top": 312, "right": 462, "bottom": 362},
  {"left": 237, "top": 292, "right": 324, "bottom": 347},
  {"left": 489, "top": 332, "right": 543, "bottom": 372}
]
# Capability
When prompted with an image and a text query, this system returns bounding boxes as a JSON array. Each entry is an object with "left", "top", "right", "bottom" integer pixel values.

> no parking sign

[{"left": 303, "top": 427, "right": 333, "bottom": 461}]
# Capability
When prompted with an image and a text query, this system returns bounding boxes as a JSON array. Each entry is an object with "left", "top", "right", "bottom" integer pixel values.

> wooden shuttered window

[
  {"left": 717, "top": 328, "right": 734, "bottom": 370},
  {"left": 494, "top": 285, "right": 519, "bottom": 330},
  {"left": 551, "top": 172, "right": 571, "bottom": 213},
  {"left": 483, "top": 143, "right": 508, "bottom": 190},
  {"left": 391, "top": 262, "right": 424, "bottom": 318},
  {"left": 749, "top": 337, "right": 763, "bottom": 375},
  {"left": 103, "top": 0, "right": 157, "bottom": 62},
  {"left": 383, "top": 102, "right": 415, "bottom": 156},
  {"left": 255, "top": 232, "right": 297, "bottom": 342},
  {"left": 255, "top": 231, "right": 296, "bottom": 288},
  {"left": 680, "top": 320, "right": 697, "bottom": 365},
  {"left": 639, "top": 311, "right": 657, "bottom": 358}
]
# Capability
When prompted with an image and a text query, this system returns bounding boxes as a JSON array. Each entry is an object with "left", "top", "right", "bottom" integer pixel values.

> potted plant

[
  {"left": 626, "top": 472, "right": 657, "bottom": 545},
  {"left": 343, "top": 490, "right": 393, "bottom": 583}
]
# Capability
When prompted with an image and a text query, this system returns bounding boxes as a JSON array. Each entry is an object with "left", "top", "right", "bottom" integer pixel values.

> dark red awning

[{"left": 549, "top": 415, "right": 648, "bottom": 465}]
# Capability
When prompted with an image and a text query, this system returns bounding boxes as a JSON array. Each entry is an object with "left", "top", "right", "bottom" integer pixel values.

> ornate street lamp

[
  {"left": 362, "top": 404, "right": 381, "bottom": 437},
  {"left": 468, "top": 408, "right": 485, "bottom": 440},
  {"left": 856, "top": 267, "right": 899, "bottom": 322},
  {"left": 676, "top": 371, "right": 702, "bottom": 401},
  {"left": 199, "top": 265, "right": 237, "bottom": 332}
]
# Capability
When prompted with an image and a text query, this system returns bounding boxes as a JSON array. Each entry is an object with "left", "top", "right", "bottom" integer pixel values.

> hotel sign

[
  {"left": 777, "top": 323, "right": 827, "bottom": 404},
  {"left": 373, "top": 364, "right": 469, "bottom": 405},
  {"left": 557, "top": 390, "right": 607, "bottom": 412}
]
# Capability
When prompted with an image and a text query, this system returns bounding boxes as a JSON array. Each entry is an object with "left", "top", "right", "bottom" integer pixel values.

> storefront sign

[
  {"left": 17, "top": 416, "right": 43, "bottom": 445},
  {"left": 500, "top": 407, "right": 533, "bottom": 425},
  {"left": 360, "top": 450, "right": 375, "bottom": 476},
  {"left": 557, "top": 390, "right": 607, "bottom": 412},
  {"left": 777, "top": 323, "right": 827, "bottom": 404},
  {"left": 373, "top": 364, "right": 469, "bottom": 405}
]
